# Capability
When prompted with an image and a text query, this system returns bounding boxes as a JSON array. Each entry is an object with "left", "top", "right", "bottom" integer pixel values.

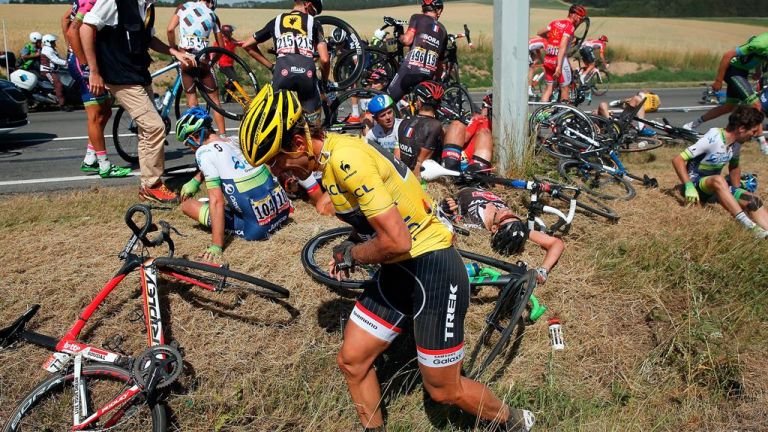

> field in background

[
  {"left": 0, "top": 141, "right": 767, "bottom": 430},
  {"left": 0, "top": 3, "right": 764, "bottom": 81}
]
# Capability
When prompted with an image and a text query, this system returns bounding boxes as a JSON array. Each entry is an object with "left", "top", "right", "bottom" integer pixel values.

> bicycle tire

[
  {"left": 174, "top": 85, "right": 182, "bottom": 120},
  {"left": 317, "top": 16, "right": 366, "bottom": 91},
  {"left": 112, "top": 107, "right": 140, "bottom": 165},
  {"left": 2, "top": 363, "right": 166, "bottom": 432},
  {"left": 618, "top": 135, "right": 663, "bottom": 152},
  {"left": 530, "top": 104, "right": 596, "bottom": 159},
  {"left": 533, "top": 175, "right": 620, "bottom": 222},
  {"left": 589, "top": 68, "right": 610, "bottom": 96},
  {"left": 301, "top": 226, "right": 380, "bottom": 290},
  {"left": 467, "top": 270, "right": 537, "bottom": 379},
  {"left": 196, "top": 47, "right": 260, "bottom": 121},
  {"left": 323, "top": 88, "right": 384, "bottom": 132},
  {"left": 154, "top": 257, "right": 289, "bottom": 299},
  {"left": 558, "top": 158, "right": 636, "bottom": 200},
  {"left": 441, "top": 84, "right": 475, "bottom": 123}
]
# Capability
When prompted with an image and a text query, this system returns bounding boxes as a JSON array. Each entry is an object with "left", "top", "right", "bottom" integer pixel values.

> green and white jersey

[
  {"left": 681, "top": 128, "right": 740, "bottom": 181},
  {"left": 730, "top": 32, "right": 768, "bottom": 71}
]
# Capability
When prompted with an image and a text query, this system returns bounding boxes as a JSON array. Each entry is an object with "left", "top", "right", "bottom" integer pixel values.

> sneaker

[
  {"left": 638, "top": 128, "right": 657, "bottom": 137},
  {"left": 751, "top": 225, "right": 768, "bottom": 239},
  {"left": 503, "top": 409, "right": 536, "bottom": 432},
  {"left": 139, "top": 182, "right": 179, "bottom": 204},
  {"left": 80, "top": 161, "right": 99, "bottom": 173},
  {"left": 682, "top": 121, "right": 697, "bottom": 131},
  {"left": 344, "top": 114, "right": 361, "bottom": 124},
  {"left": 99, "top": 164, "right": 132, "bottom": 178}
]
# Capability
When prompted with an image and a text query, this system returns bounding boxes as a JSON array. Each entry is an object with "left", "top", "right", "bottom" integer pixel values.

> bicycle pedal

[{"left": 129, "top": 308, "right": 144, "bottom": 323}]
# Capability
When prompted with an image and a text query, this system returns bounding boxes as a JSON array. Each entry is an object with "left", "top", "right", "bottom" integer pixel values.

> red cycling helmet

[
  {"left": 422, "top": 0, "right": 444, "bottom": 11},
  {"left": 414, "top": 80, "right": 444, "bottom": 106},
  {"left": 599, "top": 35, "right": 609, "bottom": 42},
  {"left": 569, "top": 4, "right": 587, "bottom": 17}
]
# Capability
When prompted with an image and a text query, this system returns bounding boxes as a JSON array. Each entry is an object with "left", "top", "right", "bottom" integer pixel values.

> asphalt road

[{"left": 0, "top": 87, "right": 715, "bottom": 195}]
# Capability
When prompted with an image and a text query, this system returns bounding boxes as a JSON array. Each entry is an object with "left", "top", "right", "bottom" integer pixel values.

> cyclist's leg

[
  {"left": 540, "top": 56, "right": 558, "bottom": 102},
  {"left": 732, "top": 189, "right": 768, "bottom": 229},
  {"left": 70, "top": 53, "right": 113, "bottom": 169},
  {"left": 195, "top": 65, "right": 227, "bottom": 135},
  {"left": 700, "top": 175, "right": 743, "bottom": 216},
  {"left": 442, "top": 120, "right": 466, "bottom": 170},
  {"left": 46, "top": 72, "right": 65, "bottom": 108},
  {"left": 410, "top": 247, "right": 521, "bottom": 425},
  {"left": 337, "top": 271, "right": 407, "bottom": 429}
]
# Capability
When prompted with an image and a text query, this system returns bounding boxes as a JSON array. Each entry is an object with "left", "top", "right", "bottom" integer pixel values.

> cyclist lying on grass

[
  {"left": 672, "top": 105, "right": 768, "bottom": 239},
  {"left": 176, "top": 107, "right": 293, "bottom": 262},
  {"left": 594, "top": 90, "right": 660, "bottom": 137},
  {"left": 440, "top": 186, "right": 564, "bottom": 284}
]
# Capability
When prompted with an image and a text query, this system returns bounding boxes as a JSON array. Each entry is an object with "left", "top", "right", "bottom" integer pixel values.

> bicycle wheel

[
  {"left": 334, "top": 46, "right": 398, "bottom": 89},
  {"left": 154, "top": 257, "right": 289, "bottom": 299},
  {"left": 442, "top": 84, "right": 475, "bottom": 123},
  {"left": 558, "top": 159, "right": 636, "bottom": 200},
  {"left": 112, "top": 107, "right": 140, "bottom": 165},
  {"left": 301, "top": 226, "right": 379, "bottom": 290},
  {"left": 589, "top": 68, "right": 610, "bottom": 96},
  {"left": 617, "top": 134, "right": 663, "bottom": 152},
  {"left": 196, "top": 47, "right": 260, "bottom": 121},
  {"left": 466, "top": 270, "right": 537, "bottom": 379},
  {"left": 533, "top": 175, "right": 620, "bottom": 222},
  {"left": 317, "top": 16, "right": 365, "bottom": 92},
  {"left": 2, "top": 363, "right": 166, "bottom": 432},
  {"left": 530, "top": 103, "right": 596, "bottom": 159},
  {"left": 323, "top": 88, "right": 384, "bottom": 133}
]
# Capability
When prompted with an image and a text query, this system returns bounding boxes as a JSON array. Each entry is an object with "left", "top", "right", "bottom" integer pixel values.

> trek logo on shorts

[
  {"left": 444, "top": 284, "right": 458, "bottom": 340},
  {"left": 417, "top": 343, "right": 465, "bottom": 368}
]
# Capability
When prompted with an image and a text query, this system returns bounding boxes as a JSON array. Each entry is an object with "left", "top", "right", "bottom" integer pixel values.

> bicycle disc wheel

[
  {"left": 323, "top": 88, "right": 383, "bottom": 133},
  {"left": 466, "top": 270, "right": 537, "bottom": 379},
  {"left": 196, "top": 47, "right": 260, "bottom": 121},
  {"left": 558, "top": 159, "right": 636, "bottom": 200},
  {"left": 2, "top": 364, "right": 166, "bottom": 432},
  {"left": 112, "top": 107, "right": 140, "bottom": 165},
  {"left": 533, "top": 175, "right": 620, "bottom": 222},
  {"left": 317, "top": 16, "right": 365, "bottom": 92},
  {"left": 442, "top": 84, "right": 475, "bottom": 123},
  {"left": 618, "top": 135, "right": 663, "bottom": 152},
  {"left": 155, "top": 257, "right": 289, "bottom": 299},
  {"left": 589, "top": 68, "right": 610, "bottom": 96},
  {"left": 301, "top": 226, "right": 379, "bottom": 290}
]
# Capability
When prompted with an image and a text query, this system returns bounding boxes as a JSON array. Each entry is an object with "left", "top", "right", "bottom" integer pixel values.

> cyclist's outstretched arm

[
  {"left": 713, "top": 49, "right": 737, "bottom": 90},
  {"left": 316, "top": 41, "right": 330, "bottom": 82},
  {"left": 528, "top": 230, "right": 564, "bottom": 281},
  {"left": 243, "top": 45, "right": 273, "bottom": 70},
  {"left": 166, "top": 6, "right": 182, "bottom": 50}
]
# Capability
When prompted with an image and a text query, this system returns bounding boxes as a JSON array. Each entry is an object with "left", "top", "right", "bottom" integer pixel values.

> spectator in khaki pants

[{"left": 81, "top": 0, "right": 195, "bottom": 203}]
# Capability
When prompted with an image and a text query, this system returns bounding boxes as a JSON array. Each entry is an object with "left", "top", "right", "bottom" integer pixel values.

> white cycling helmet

[
  {"left": 42, "top": 34, "right": 57, "bottom": 47},
  {"left": 29, "top": 32, "right": 42, "bottom": 43}
]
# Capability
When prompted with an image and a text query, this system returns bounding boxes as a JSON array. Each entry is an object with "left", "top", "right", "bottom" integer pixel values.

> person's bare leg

[
  {"left": 337, "top": 322, "right": 391, "bottom": 429},
  {"left": 559, "top": 84, "right": 570, "bottom": 102},
  {"left": 706, "top": 176, "right": 745, "bottom": 216},
  {"left": 541, "top": 82, "right": 555, "bottom": 102},
  {"left": 420, "top": 362, "right": 509, "bottom": 423},
  {"left": 206, "top": 90, "right": 227, "bottom": 136}
]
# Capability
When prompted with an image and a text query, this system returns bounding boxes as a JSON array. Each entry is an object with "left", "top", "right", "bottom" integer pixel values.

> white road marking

[
  {"left": 9, "top": 127, "right": 239, "bottom": 144},
  {"left": 0, "top": 167, "right": 196, "bottom": 187}
]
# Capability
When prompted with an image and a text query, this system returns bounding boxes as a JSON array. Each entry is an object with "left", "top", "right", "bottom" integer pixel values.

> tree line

[{"left": 574, "top": 0, "right": 768, "bottom": 17}]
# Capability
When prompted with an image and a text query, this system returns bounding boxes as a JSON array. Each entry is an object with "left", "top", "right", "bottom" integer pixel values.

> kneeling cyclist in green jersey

[
  {"left": 684, "top": 32, "right": 768, "bottom": 153},
  {"left": 177, "top": 107, "right": 293, "bottom": 263},
  {"left": 237, "top": 84, "right": 535, "bottom": 432},
  {"left": 672, "top": 105, "right": 768, "bottom": 239},
  {"left": 439, "top": 187, "right": 564, "bottom": 284}
]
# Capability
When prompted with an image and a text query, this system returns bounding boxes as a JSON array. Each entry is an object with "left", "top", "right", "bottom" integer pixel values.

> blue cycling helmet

[
  {"left": 368, "top": 94, "right": 395, "bottom": 117},
  {"left": 176, "top": 107, "right": 213, "bottom": 147},
  {"left": 741, "top": 173, "right": 758, "bottom": 193}
]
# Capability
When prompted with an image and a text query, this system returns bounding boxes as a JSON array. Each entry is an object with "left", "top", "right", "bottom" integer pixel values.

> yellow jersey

[{"left": 320, "top": 133, "right": 452, "bottom": 262}]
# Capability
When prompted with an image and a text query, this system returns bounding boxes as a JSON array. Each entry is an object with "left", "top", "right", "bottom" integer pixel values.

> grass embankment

[{"left": 1, "top": 141, "right": 767, "bottom": 430}]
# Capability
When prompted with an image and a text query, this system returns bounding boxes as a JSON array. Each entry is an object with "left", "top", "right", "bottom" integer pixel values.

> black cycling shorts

[
  {"left": 273, "top": 55, "right": 322, "bottom": 112},
  {"left": 349, "top": 247, "right": 470, "bottom": 368},
  {"left": 579, "top": 46, "right": 595, "bottom": 64},
  {"left": 387, "top": 64, "right": 431, "bottom": 102},
  {"left": 724, "top": 66, "right": 757, "bottom": 105}
]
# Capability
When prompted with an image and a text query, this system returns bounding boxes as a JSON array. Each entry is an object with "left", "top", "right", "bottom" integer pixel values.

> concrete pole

[{"left": 493, "top": 0, "right": 529, "bottom": 173}]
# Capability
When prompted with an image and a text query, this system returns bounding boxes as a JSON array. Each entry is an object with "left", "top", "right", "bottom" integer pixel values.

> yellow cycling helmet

[
  {"left": 642, "top": 93, "right": 661, "bottom": 113},
  {"left": 239, "top": 83, "right": 304, "bottom": 167}
]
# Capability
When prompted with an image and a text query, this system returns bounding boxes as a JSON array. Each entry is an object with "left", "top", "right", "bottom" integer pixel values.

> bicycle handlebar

[{"left": 119, "top": 205, "right": 178, "bottom": 260}]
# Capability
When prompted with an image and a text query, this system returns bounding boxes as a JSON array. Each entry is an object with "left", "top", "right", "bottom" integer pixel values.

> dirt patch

[{"left": 608, "top": 61, "right": 657, "bottom": 76}]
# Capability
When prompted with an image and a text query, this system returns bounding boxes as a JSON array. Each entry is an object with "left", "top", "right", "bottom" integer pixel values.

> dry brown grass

[
  {"left": 1, "top": 138, "right": 767, "bottom": 430},
  {"left": 1, "top": 3, "right": 765, "bottom": 59}
]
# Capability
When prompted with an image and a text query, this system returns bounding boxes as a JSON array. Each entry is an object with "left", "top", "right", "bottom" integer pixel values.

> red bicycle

[{"left": 0, "top": 204, "right": 289, "bottom": 431}]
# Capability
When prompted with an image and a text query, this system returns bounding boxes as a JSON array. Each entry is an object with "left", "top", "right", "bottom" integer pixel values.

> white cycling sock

[
  {"left": 758, "top": 136, "right": 768, "bottom": 155},
  {"left": 84, "top": 143, "right": 97, "bottom": 165},
  {"left": 351, "top": 104, "right": 360, "bottom": 118},
  {"left": 96, "top": 152, "right": 111, "bottom": 171},
  {"left": 735, "top": 211, "right": 756, "bottom": 229},
  {"left": 690, "top": 116, "right": 704, "bottom": 129}
]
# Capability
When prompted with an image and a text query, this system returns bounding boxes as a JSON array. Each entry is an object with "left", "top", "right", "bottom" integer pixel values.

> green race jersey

[{"left": 730, "top": 32, "right": 768, "bottom": 71}]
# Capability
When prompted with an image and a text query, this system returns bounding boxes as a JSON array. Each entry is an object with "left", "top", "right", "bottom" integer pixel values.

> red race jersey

[
  {"left": 217, "top": 38, "right": 237, "bottom": 67},
  {"left": 544, "top": 19, "right": 574, "bottom": 57}
]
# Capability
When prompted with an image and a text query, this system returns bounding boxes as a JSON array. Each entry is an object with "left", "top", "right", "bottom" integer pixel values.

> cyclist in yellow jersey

[{"left": 237, "top": 84, "right": 535, "bottom": 432}]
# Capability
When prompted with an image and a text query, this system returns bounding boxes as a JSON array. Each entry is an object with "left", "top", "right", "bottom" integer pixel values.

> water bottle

[
  {"left": 160, "top": 90, "right": 173, "bottom": 110},
  {"left": 548, "top": 317, "right": 565, "bottom": 350}
]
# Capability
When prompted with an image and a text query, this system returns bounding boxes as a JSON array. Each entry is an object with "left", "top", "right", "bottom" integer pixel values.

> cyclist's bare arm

[
  {"left": 714, "top": 49, "right": 738, "bottom": 90},
  {"left": 316, "top": 41, "right": 330, "bottom": 81},
  {"left": 555, "top": 34, "right": 571, "bottom": 72},
  {"left": 671, "top": 154, "right": 692, "bottom": 185},
  {"left": 207, "top": 186, "right": 227, "bottom": 249},
  {"left": 347, "top": 207, "right": 412, "bottom": 264},
  {"left": 400, "top": 28, "right": 415, "bottom": 47},
  {"left": 528, "top": 230, "right": 564, "bottom": 274},
  {"left": 166, "top": 11, "right": 181, "bottom": 51},
  {"left": 308, "top": 190, "right": 334, "bottom": 216},
  {"left": 413, "top": 147, "right": 434, "bottom": 180},
  {"left": 536, "top": 27, "right": 548, "bottom": 38},
  {"left": 80, "top": 24, "right": 104, "bottom": 95},
  {"left": 60, "top": 6, "right": 71, "bottom": 46}
]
